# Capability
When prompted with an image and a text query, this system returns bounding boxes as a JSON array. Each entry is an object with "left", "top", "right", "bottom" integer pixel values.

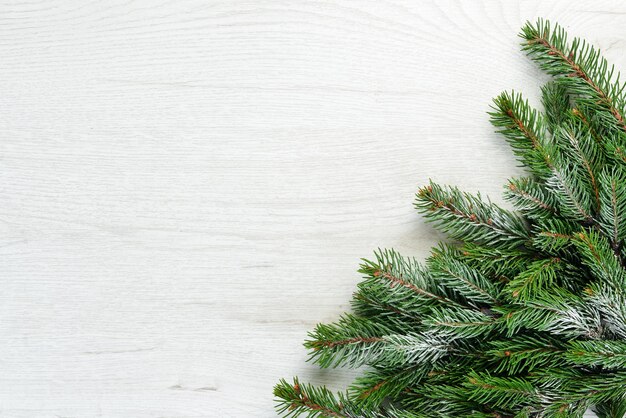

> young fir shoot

[{"left": 275, "top": 19, "right": 626, "bottom": 418}]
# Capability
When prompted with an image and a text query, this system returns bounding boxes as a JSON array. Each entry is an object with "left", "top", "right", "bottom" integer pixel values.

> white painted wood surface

[{"left": 2, "top": 1, "right": 624, "bottom": 416}]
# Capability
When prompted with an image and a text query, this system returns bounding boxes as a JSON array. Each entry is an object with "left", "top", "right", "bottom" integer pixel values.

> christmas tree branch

[
  {"left": 521, "top": 19, "right": 626, "bottom": 134},
  {"left": 415, "top": 182, "right": 530, "bottom": 250}
]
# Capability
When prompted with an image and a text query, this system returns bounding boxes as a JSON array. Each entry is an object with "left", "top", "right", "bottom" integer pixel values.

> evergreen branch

[
  {"left": 487, "top": 336, "right": 566, "bottom": 375},
  {"left": 531, "top": 219, "right": 580, "bottom": 253},
  {"left": 278, "top": 20, "right": 626, "bottom": 418},
  {"left": 375, "top": 270, "right": 447, "bottom": 304},
  {"left": 598, "top": 167, "right": 626, "bottom": 260},
  {"left": 415, "top": 182, "right": 530, "bottom": 249},
  {"left": 573, "top": 229, "right": 625, "bottom": 288},
  {"left": 458, "top": 243, "right": 530, "bottom": 280},
  {"left": 359, "top": 249, "right": 461, "bottom": 309},
  {"left": 497, "top": 290, "right": 603, "bottom": 339},
  {"left": 521, "top": 19, "right": 626, "bottom": 134},
  {"left": 348, "top": 364, "right": 429, "bottom": 409},
  {"left": 405, "top": 376, "right": 512, "bottom": 418},
  {"left": 542, "top": 81, "right": 571, "bottom": 130},
  {"left": 585, "top": 286, "right": 626, "bottom": 340},
  {"left": 381, "top": 332, "right": 453, "bottom": 366},
  {"left": 573, "top": 105, "right": 604, "bottom": 144},
  {"left": 304, "top": 314, "right": 389, "bottom": 368},
  {"left": 546, "top": 161, "right": 595, "bottom": 223},
  {"left": 428, "top": 244, "right": 502, "bottom": 307},
  {"left": 566, "top": 340, "right": 626, "bottom": 369},
  {"left": 464, "top": 372, "right": 539, "bottom": 409},
  {"left": 527, "top": 291, "right": 603, "bottom": 339},
  {"left": 540, "top": 369, "right": 626, "bottom": 405},
  {"left": 607, "top": 142, "right": 626, "bottom": 166},
  {"left": 274, "top": 378, "right": 367, "bottom": 418},
  {"left": 505, "top": 257, "right": 564, "bottom": 300},
  {"left": 422, "top": 306, "right": 496, "bottom": 339},
  {"left": 542, "top": 399, "right": 591, "bottom": 418},
  {"left": 305, "top": 314, "right": 453, "bottom": 369},
  {"left": 554, "top": 122, "right": 603, "bottom": 213},
  {"left": 351, "top": 288, "right": 422, "bottom": 331},
  {"left": 490, "top": 91, "right": 552, "bottom": 178},
  {"left": 505, "top": 177, "right": 558, "bottom": 220}
]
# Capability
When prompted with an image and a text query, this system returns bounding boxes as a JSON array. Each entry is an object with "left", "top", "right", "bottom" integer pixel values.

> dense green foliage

[{"left": 275, "top": 20, "right": 626, "bottom": 417}]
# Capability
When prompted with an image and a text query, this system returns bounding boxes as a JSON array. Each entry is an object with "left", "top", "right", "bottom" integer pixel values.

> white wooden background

[{"left": 2, "top": 1, "right": 625, "bottom": 416}]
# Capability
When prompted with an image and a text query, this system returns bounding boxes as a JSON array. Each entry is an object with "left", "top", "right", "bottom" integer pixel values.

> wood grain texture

[{"left": 2, "top": 1, "right": 625, "bottom": 416}]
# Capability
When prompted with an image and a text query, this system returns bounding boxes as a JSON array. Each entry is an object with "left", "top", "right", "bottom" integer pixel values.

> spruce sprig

[{"left": 275, "top": 19, "right": 626, "bottom": 418}]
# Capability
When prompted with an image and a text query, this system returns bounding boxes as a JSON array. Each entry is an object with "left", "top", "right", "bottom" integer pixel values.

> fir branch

[
  {"left": 545, "top": 160, "right": 595, "bottom": 223},
  {"left": 573, "top": 105, "right": 604, "bottom": 145},
  {"left": 598, "top": 167, "right": 626, "bottom": 260},
  {"left": 531, "top": 219, "right": 581, "bottom": 253},
  {"left": 422, "top": 306, "right": 496, "bottom": 339},
  {"left": 505, "top": 257, "right": 564, "bottom": 300},
  {"left": 464, "top": 372, "right": 539, "bottom": 410},
  {"left": 566, "top": 340, "right": 626, "bottom": 369},
  {"left": 487, "top": 336, "right": 566, "bottom": 375},
  {"left": 278, "top": 20, "right": 626, "bottom": 418},
  {"left": 348, "top": 364, "right": 429, "bottom": 409},
  {"left": 521, "top": 19, "right": 626, "bottom": 134},
  {"left": 490, "top": 91, "right": 552, "bottom": 178},
  {"left": 541, "top": 81, "right": 571, "bottom": 130},
  {"left": 458, "top": 243, "right": 530, "bottom": 280},
  {"left": 540, "top": 369, "right": 626, "bottom": 405},
  {"left": 554, "top": 122, "right": 603, "bottom": 213},
  {"left": 359, "top": 249, "right": 461, "bottom": 310},
  {"left": 304, "top": 314, "right": 389, "bottom": 368},
  {"left": 381, "top": 331, "right": 453, "bottom": 366},
  {"left": 405, "top": 379, "right": 508, "bottom": 418},
  {"left": 415, "top": 182, "right": 530, "bottom": 249},
  {"left": 573, "top": 229, "right": 626, "bottom": 289},
  {"left": 505, "top": 177, "right": 558, "bottom": 220},
  {"left": 497, "top": 290, "right": 603, "bottom": 339},
  {"left": 305, "top": 314, "right": 454, "bottom": 369},
  {"left": 585, "top": 286, "right": 626, "bottom": 340},
  {"left": 428, "top": 244, "right": 502, "bottom": 307},
  {"left": 274, "top": 378, "right": 368, "bottom": 418},
  {"left": 351, "top": 287, "right": 422, "bottom": 332}
]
